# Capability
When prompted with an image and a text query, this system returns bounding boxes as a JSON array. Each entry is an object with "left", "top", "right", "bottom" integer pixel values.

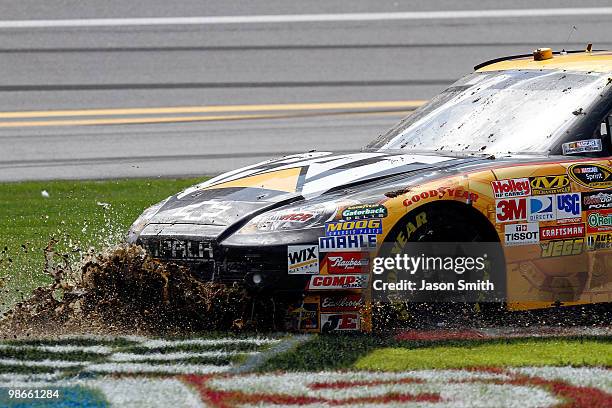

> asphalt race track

[{"left": 1, "top": 0, "right": 612, "bottom": 181}]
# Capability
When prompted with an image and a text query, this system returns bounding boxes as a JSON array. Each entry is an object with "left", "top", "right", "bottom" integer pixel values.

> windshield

[{"left": 367, "top": 70, "right": 608, "bottom": 155}]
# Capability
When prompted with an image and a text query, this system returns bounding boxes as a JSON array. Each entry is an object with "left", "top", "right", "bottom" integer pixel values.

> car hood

[{"left": 138, "top": 151, "right": 479, "bottom": 238}]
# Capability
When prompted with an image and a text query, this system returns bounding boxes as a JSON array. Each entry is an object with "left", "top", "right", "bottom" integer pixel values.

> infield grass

[{"left": 0, "top": 178, "right": 203, "bottom": 311}]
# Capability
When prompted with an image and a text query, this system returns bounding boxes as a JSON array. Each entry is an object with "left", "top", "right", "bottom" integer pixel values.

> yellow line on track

[
  {"left": 0, "top": 100, "right": 425, "bottom": 119},
  {"left": 0, "top": 110, "right": 413, "bottom": 128}
]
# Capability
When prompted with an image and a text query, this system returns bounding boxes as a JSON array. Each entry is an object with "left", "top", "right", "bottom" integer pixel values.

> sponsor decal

[
  {"left": 306, "top": 274, "right": 369, "bottom": 290},
  {"left": 555, "top": 192, "right": 581, "bottom": 220},
  {"left": 318, "top": 234, "right": 377, "bottom": 252},
  {"left": 540, "top": 238, "right": 584, "bottom": 258},
  {"left": 403, "top": 187, "right": 479, "bottom": 206},
  {"left": 504, "top": 223, "right": 539, "bottom": 246},
  {"left": 287, "top": 302, "right": 319, "bottom": 330},
  {"left": 568, "top": 163, "right": 612, "bottom": 189},
  {"left": 320, "top": 294, "right": 364, "bottom": 311},
  {"left": 391, "top": 212, "right": 428, "bottom": 244},
  {"left": 539, "top": 224, "right": 585, "bottom": 241},
  {"left": 322, "top": 252, "right": 370, "bottom": 274},
  {"left": 320, "top": 313, "right": 360, "bottom": 332},
  {"left": 495, "top": 198, "right": 527, "bottom": 223},
  {"left": 491, "top": 178, "right": 531, "bottom": 199},
  {"left": 586, "top": 209, "right": 612, "bottom": 233},
  {"left": 562, "top": 139, "right": 603, "bottom": 155},
  {"left": 145, "top": 239, "right": 212, "bottom": 259},
  {"left": 325, "top": 219, "right": 382, "bottom": 236},
  {"left": 583, "top": 191, "right": 612, "bottom": 210},
  {"left": 586, "top": 233, "right": 612, "bottom": 250},
  {"left": 271, "top": 212, "right": 314, "bottom": 222},
  {"left": 341, "top": 204, "right": 387, "bottom": 220},
  {"left": 529, "top": 175, "right": 571, "bottom": 196},
  {"left": 287, "top": 245, "right": 319, "bottom": 275},
  {"left": 528, "top": 195, "right": 556, "bottom": 222}
]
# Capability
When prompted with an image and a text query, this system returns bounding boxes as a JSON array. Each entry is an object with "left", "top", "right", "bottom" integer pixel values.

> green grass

[
  {"left": 261, "top": 335, "right": 612, "bottom": 371},
  {"left": 354, "top": 339, "right": 612, "bottom": 370},
  {"left": 0, "top": 178, "right": 203, "bottom": 311}
]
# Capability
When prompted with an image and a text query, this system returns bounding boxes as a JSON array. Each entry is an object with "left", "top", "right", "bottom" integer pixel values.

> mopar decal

[
  {"left": 567, "top": 163, "right": 612, "bottom": 189},
  {"left": 325, "top": 219, "right": 382, "bottom": 236},
  {"left": 529, "top": 175, "right": 570, "bottom": 195},
  {"left": 318, "top": 235, "right": 377, "bottom": 252}
]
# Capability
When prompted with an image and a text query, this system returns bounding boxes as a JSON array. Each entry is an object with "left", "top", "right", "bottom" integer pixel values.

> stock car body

[{"left": 128, "top": 48, "right": 612, "bottom": 332}]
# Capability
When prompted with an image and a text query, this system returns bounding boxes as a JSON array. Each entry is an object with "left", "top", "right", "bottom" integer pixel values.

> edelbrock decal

[
  {"left": 491, "top": 178, "right": 531, "bottom": 199},
  {"left": 320, "top": 294, "right": 364, "bottom": 311},
  {"left": 287, "top": 245, "right": 319, "bottom": 275},
  {"left": 318, "top": 235, "right": 377, "bottom": 252},
  {"left": 504, "top": 223, "right": 539, "bottom": 246}
]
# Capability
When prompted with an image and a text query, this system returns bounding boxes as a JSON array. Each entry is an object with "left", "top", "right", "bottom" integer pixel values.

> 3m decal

[
  {"left": 504, "top": 223, "right": 539, "bottom": 246},
  {"left": 491, "top": 178, "right": 531, "bottom": 199},
  {"left": 529, "top": 175, "right": 571, "bottom": 196},
  {"left": 562, "top": 139, "right": 602, "bottom": 155},
  {"left": 555, "top": 193, "right": 581, "bottom": 220},
  {"left": 287, "top": 245, "right": 319, "bottom": 274},
  {"left": 528, "top": 196, "right": 555, "bottom": 222},
  {"left": 568, "top": 163, "right": 612, "bottom": 189},
  {"left": 586, "top": 209, "right": 612, "bottom": 233},
  {"left": 586, "top": 233, "right": 612, "bottom": 250},
  {"left": 322, "top": 252, "right": 370, "bottom": 274},
  {"left": 495, "top": 198, "right": 527, "bottom": 223},
  {"left": 307, "top": 274, "right": 369, "bottom": 290},
  {"left": 540, "top": 238, "right": 584, "bottom": 258},
  {"left": 325, "top": 219, "right": 382, "bottom": 236},
  {"left": 320, "top": 294, "right": 364, "bottom": 311},
  {"left": 341, "top": 204, "right": 387, "bottom": 220},
  {"left": 583, "top": 191, "right": 612, "bottom": 210},
  {"left": 318, "top": 235, "right": 377, "bottom": 252},
  {"left": 403, "top": 187, "right": 479, "bottom": 206},
  {"left": 320, "top": 313, "right": 360, "bottom": 332},
  {"left": 540, "top": 224, "right": 585, "bottom": 241}
]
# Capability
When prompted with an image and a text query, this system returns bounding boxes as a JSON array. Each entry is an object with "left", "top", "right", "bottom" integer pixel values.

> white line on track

[
  {"left": 110, "top": 351, "right": 257, "bottom": 362},
  {"left": 0, "top": 8, "right": 611, "bottom": 29}
]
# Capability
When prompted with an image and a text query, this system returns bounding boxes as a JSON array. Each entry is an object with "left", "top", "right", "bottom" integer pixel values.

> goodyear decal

[
  {"left": 325, "top": 219, "right": 382, "bottom": 236},
  {"left": 568, "top": 163, "right": 612, "bottom": 189}
]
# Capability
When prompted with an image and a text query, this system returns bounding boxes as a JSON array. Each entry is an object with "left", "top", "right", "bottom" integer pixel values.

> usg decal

[
  {"left": 568, "top": 163, "right": 612, "bottom": 189},
  {"left": 583, "top": 191, "right": 612, "bottom": 210},
  {"left": 491, "top": 178, "right": 531, "bottom": 199},
  {"left": 540, "top": 224, "right": 585, "bottom": 241},
  {"left": 555, "top": 193, "right": 581, "bottom": 220},
  {"left": 495, "top": 198, "right": 527, "bottom": 223},
  {"left": 320, "top": 313, "right": 360, "bottom": 332},
  {"left": 287, "top": 245, "right": 319, "bottom": 274},
  {"left": 504, "top": 223, "right": 539, "bottom": 246},
  {"left": 307, "top": 274, "right": 369, "bottom": 290},
  {"left": 341, "top": 204, "right": 387, "bottom": 220},
  {"left": 528, "top": 196, "right": 555, "bottom": 222},
  {"left": 529, "top": 175, "right": 571, "bottom": 195},
  {"left": 319, "top": 235, "right": 377, "bottom": 252},
  {"left": 325, "top": 219, "right": 382, "bottom": 236}
]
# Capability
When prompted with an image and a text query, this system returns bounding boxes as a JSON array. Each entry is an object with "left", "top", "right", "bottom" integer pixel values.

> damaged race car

[{"left": 128, "top": 48, "right": 612, "bottom": 332}]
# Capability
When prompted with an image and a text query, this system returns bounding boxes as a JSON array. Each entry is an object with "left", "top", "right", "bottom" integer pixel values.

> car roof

[{"left": 476, "top": 51, "right": 612, "bottom": 74}]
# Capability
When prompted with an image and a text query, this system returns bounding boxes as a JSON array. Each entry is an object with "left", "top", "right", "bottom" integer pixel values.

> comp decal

[
  {"left": 306, "top": 274, "right": 369, "bottom": 291},
  {"left": 568, "top": 163, "right": 612, "bottom": 189}
]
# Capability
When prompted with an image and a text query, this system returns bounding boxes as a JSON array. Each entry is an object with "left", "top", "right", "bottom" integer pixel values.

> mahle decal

[
  {"left": 567, "top": 163, "right": 612, "bottom": 189},
  {"left": 529, "top": 175, "right": 570, "bottom": 195}
]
